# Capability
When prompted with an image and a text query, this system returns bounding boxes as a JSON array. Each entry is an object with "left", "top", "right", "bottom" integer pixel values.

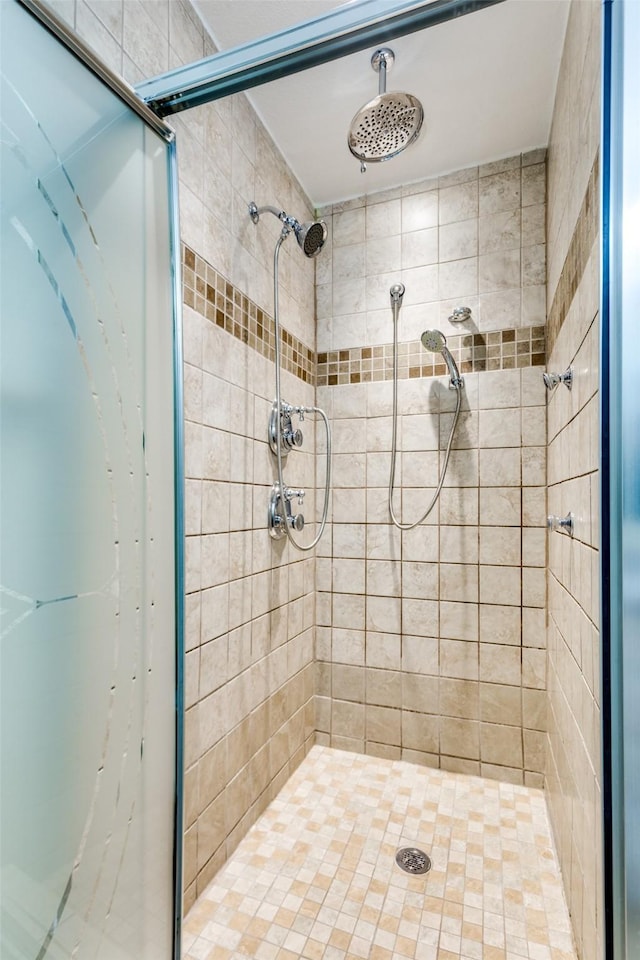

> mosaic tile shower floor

[{"left": 182, "top": 746, "right": 576, "bottom": 960}]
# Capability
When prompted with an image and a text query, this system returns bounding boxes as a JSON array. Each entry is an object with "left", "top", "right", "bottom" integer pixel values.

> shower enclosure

[
  {"left": 4, "top": 0, "right": 640, "bottom": 957},
  {"left": 0, "top": 2, "right": 183, "bottom": 957}
]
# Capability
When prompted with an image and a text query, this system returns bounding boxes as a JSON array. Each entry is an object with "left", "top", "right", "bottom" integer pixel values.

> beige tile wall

[
  {"left": 171, "top": 42, "right": 319, "bottom": 914},
  {"left": 49, "top": 5, "right": 605, "bottom": 953},
  {"left": 53, "top": 0, "right": 320, "bottom": 910},
  {"left": 317, "top": 152, "right": 546, "bottom": 351},
  {"left": 545, "top": 2, "right": 603, "bottom": 960},
  {"left": 182, "top": 278, "right": 317, "bottom": 910},
  {"left": 314, "top": 154, "right": 549, "bottom": 785}
]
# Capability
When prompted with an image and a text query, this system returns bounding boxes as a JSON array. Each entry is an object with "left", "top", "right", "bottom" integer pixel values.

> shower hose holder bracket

[{"left": 449, "top": 306, "right": 472, "bottom": 323}]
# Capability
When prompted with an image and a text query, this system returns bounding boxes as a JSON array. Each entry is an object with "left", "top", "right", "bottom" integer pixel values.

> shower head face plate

[
  {"left": 421, "top": 329, "right": 447, "bottom": 353},
  {"left": 297, "top": 220, "right": 327, "bottom": 258},
  {"left": 348, "top": 93, "right": 424, "bottom": 163}
]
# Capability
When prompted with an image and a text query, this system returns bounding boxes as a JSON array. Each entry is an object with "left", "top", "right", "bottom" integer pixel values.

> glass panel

[
  {"left": 0, "top": 3, "right": 178, "bottom": 958},
  {"left": 603, "top": 0, "right": 640, "bottom": 957},
  {"left": 619, "top": 0, "right": 640, "bottom": 945}
]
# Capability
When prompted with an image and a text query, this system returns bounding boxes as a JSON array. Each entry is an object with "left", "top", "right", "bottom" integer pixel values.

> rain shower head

[
  {"left": 248, "top": 202, "right": 327, "bottom": 258},
  {"left": 348, "top": 48, "right": 424, "bottom": 171},
  {"left": 421, "top": 329, "right": 464, "bottom": 389}
]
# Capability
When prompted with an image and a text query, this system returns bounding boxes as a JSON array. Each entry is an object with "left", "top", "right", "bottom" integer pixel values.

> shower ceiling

[{"left": 193, "top": 0, "right": 570, "bottom": 207}]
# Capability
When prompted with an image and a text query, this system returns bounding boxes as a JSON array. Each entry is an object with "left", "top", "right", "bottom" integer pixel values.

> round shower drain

[{"left": 395, "top": 847, "right": 432, "bottom": 875}]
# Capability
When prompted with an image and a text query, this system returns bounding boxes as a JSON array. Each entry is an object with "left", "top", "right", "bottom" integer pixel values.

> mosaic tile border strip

[
  {"left": 547, "top": 153, "right": 599, "bottom": 354},
  {"left": 317, "top": 326, "right": 546, "bottom": 387},
  {"left": 182, "top": 244, "right": 315, "bottom": 384},
  {"left": 182, "top": 244, "right": 546, "bottom": 389}
]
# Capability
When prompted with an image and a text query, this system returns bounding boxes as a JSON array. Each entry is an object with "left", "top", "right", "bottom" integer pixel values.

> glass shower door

[
  {"left": 0, "top": 2, "right": 181, "bottom": 958},
  {"left": 603, "top": 0, "right": 640, "bottom": 957}
]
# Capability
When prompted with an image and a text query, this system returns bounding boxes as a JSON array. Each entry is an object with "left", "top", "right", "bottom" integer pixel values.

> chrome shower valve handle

[
  {"left": 268, "top": 483, "right": 305, "bottom": 538},
  {"left": 268, "top": 401, "right": 303, "bottom": 456},
  {"left": 281, "top": 402, "right": 307, "bottom": 421},
  {"left": 284, "top": 428, "right": 303, "bottom": 449},
  {"left": 284, "top": 487, "right": 305, "bottom": 505}
]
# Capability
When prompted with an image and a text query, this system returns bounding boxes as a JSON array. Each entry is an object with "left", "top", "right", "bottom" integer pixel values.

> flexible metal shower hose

[
  {"left": 272, "top": 232, "right": 331, "bottom": 552},
  {"left": 388, "top": 297, "right": 462, "bottom": 531}
]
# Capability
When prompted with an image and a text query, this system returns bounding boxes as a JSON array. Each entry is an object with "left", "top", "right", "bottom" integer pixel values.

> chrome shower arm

[
  {"left": 248, "top": 202, "right": 288, "bottom": 224},
  {"left": 249, "top": 201, "right": 327, "bottom": 258}
]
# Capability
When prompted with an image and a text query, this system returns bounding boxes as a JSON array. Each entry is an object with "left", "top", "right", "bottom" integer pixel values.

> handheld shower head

[
  {"left": 420, "top": 329, "right": 464, "bottom": 389},
  {"left": 421, "top": 329, "right": 447, "bottom": 353}
]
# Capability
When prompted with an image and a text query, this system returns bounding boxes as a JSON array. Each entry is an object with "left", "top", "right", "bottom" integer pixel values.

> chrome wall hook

[
  {"left": 547, "top": 513, "right": 574, "bottom": 537},
  {"left": 543, "top": 366, "right": 573, "bottom": 391}
]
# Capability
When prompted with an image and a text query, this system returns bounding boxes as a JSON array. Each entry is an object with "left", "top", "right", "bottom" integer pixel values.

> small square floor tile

[{"left": 183, "top": 746, "right": 576, "bottom": 960}]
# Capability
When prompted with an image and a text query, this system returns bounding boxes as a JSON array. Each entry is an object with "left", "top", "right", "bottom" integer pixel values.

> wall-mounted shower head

[
  {"left": 248, "top": 202, "right": 327, "bottom": 258},
  {"left": 421, "top": 329, "right": 464, "bottom": 389},
  {"left": 295, "top": 219, "right": 327, "bottom": 258}
]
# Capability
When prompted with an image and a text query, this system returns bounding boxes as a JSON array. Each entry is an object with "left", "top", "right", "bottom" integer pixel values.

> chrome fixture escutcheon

[
  {"left": 268, "top": 483, "right": 305, "bottom": 539},
  {"left": 268, "top": 401, "right": 303, "bottom": 457},
  {"left": 543, "top": 366, "right": 573, "bottom": 391},
  {"left": 547, "top": 513, "right": 575, "bottom": 537}
]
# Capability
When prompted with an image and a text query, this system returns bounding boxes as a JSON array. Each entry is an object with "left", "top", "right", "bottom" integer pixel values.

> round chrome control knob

[{"left": 287, "top": 429, "right": 303, "bottom": 448}]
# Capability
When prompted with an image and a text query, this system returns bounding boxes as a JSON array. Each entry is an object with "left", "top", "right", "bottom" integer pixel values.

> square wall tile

[
  {"left": 440, "top": 639, "right": 479, "bottom": 680},
  {"left": 366, "top": 705, "right": 401, "bottom": 745},
  {"left": 440, "top": 717, "right": 480, "bottom": 759},
  {"left": 479, "top": 643, "right": 521, "bottom": 685},
  {"left": 480, "top": 722, "right": 523, "bottom": 767}
]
